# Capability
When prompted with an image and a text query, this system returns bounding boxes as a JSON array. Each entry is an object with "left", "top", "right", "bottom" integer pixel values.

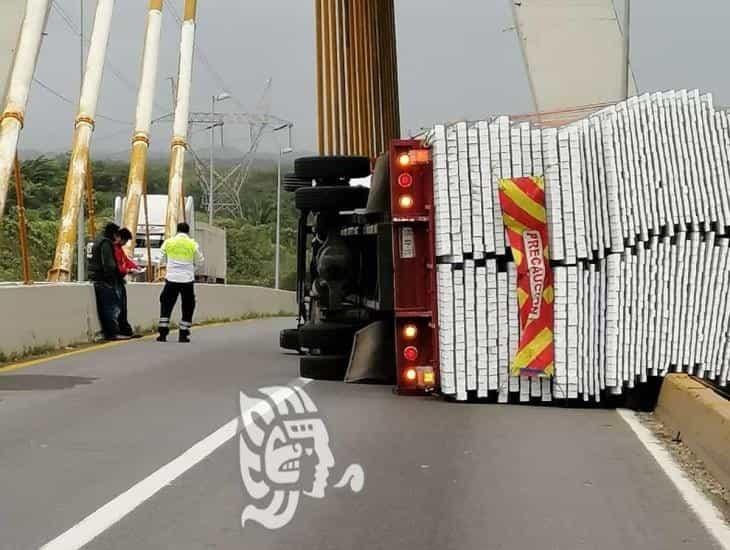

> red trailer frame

[{"left": 389, "top": 139, "right": 439, "bottom": 392}]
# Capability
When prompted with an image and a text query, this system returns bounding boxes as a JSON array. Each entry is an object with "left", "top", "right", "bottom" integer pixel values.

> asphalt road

[{"left": 0, "top": 318, "right": 722, "bottom": 550}]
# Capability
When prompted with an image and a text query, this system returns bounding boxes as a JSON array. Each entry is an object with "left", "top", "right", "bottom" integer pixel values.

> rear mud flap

[{"left": 344, "top": 320, "right": 395, "bottom": 384}]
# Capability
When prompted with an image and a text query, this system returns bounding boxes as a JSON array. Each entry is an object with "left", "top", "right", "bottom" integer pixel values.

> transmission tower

[{"left": 185, "top": 80, "right": 293, "bottom": 220}]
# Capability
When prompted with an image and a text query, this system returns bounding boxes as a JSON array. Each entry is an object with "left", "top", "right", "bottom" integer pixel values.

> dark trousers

[
  {"left": 94, "top": 282, "right": 120, "bottom": 339},
  {"left": 159, "top": 281, "right": 196, "bottom": 333},
  {"left": 116, "top": 283, "right": 134, "bottom": 336}
]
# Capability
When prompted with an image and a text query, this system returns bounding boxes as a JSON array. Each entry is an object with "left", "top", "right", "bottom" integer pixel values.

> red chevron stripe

[
  {"left": 513, "top": 176, "right": 545, "bottom": 205},
  {"left": 499, "top": 191, "right": 547, "bottom": 233}
]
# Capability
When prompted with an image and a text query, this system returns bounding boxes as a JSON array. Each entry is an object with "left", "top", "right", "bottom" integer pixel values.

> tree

[{"left": 0, "top": 155, "right": 299, "bottom": 288}]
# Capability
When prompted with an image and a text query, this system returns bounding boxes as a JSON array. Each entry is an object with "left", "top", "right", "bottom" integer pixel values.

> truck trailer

[{"left": 281, "top": 89, "right": 730, "bottom": 403}]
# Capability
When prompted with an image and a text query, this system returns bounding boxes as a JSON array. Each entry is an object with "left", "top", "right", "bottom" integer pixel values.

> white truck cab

[{"left": 113, "top": 195, "right": 227, "bottom": 283}]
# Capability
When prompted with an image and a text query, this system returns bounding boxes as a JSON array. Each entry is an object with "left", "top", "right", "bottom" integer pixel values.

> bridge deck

[{"left": 0, "top": 318, "right": 720, "bottom": 549}]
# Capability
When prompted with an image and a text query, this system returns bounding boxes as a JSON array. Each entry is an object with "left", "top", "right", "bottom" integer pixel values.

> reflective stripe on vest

[{"left": 164, "top": 235, "right": 197, "bottom": 262}]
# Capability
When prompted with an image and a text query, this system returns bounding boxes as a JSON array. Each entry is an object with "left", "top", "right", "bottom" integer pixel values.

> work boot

[
  {"left": 179, "top": 330, "right": 191, "bottom": 343},
  {"left": 157, "top": 327, "right": 169, "bottom": 342}
]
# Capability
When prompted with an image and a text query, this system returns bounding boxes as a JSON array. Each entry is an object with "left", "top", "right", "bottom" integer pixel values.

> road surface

[{"left": 0, "top": 318, "right": 722, "bottom": 549}]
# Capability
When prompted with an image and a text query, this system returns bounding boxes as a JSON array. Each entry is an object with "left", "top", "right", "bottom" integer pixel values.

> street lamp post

[
  {"left": 209, "top": 92, "right": 231, "bottom": 225},
  {"left": 77, "top": 0, "right": 86, "bottom": 281},
  {"left": 274, "top": 123, "right": 294, "bottom": 290}
]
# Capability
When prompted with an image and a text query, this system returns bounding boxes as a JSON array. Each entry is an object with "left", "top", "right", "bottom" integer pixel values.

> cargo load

[{"left": 427, "top": 90, "right": 730, "bottom": 402}]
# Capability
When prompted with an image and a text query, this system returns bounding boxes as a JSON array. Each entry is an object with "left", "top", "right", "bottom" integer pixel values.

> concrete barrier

[
  {"left": 655, "top": 374, "right": 730, "bottom": 490},
  {"left": 0, "top": 283, "right": 296, "bottom": 360}
]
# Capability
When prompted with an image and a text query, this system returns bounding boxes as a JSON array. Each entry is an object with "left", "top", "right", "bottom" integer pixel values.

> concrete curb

[
  {"left": 655, "top": 374, "right": 730, "bottom": 490},
  {"left": 0, "top": 283, "right": 296, "bottom": 361}
]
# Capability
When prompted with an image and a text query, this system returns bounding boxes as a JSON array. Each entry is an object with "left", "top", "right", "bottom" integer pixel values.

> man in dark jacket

[{"left": 88, "top": 223, "right": 128, "bottom": 341}]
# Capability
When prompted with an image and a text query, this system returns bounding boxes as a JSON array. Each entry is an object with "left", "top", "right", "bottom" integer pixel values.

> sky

[{"left": 16, "top": 0, "right": 730, "bottom": 158}]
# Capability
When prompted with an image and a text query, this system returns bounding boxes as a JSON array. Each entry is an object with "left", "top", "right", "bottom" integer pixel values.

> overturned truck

[{"left": 281, "top": 89, "right": 730, "bottom": 403}]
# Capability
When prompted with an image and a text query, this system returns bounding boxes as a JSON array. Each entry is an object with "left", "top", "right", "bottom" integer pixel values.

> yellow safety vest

[
  {"left": 161, "top": 233, "right": 202, "bottom": 283},
  {"left": 162, "top": 234, "right": 199, "bottom": 262}
]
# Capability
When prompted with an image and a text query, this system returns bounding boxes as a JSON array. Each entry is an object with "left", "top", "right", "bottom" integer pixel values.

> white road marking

[
  {"left": 618, "top": 408, "right": 730, "bottom": 549},
  {"left": 41, "top": 378, "right": 312, "bottom": 550}
]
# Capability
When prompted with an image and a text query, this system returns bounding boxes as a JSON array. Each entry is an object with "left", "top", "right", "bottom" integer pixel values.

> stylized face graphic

[
  {"left": 282, "top": 418, "right": 335, "bottom": 498},
  {"left": 264, "top": 424, "right": 305, "bottom": 486},
  {"left": 239, "top": 387, "right": 364, "bottom": 530}
]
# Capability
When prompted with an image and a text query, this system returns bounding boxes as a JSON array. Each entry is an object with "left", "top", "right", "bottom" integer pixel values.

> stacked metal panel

[{"left": 431, "top": 90, "right": 730, "bottom": 402}]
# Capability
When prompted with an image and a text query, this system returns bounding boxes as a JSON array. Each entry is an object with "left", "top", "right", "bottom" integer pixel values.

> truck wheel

[
  {"left": 294, "top": 156, "right": 370, "bottom": 181},
  {"left": 300, "top": 355, "right": 349, "bottom": 381},
  {"left": 283, "top": 173, "right": 311, "bottom": 193},
  {"left": 279, "top": 328, "right": 301, "bottom": 352},
  {"left": 298, "top": 321, "right": 358, "bottom": 353},
  {"left": 295, "top": 186, "right": 369, "bottom": 212}
]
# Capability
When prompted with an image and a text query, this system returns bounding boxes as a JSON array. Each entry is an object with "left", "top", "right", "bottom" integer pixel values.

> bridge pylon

[
  {"left": 48, "top": 0, "right": 117, "bottom": 282},
  {"left": 315, "top": 0, "right": 400, "bottom": 159}
]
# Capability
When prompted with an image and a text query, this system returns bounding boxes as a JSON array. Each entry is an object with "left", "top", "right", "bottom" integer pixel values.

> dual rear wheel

[
  {"left": 282, "top": 155, "right": 371, "bottom": 380},
  {"left": 280, "top": 321, "right": 359, "bottom": 381}
]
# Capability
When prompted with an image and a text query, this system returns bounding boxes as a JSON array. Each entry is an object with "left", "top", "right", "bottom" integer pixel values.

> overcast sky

[{"left": 17, "top": 0, "right": 730, "bottom": 157}]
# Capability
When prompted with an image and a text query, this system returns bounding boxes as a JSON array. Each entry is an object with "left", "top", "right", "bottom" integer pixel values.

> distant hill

[{"left": 38, "top": 148, "right": 316, "bottom": 168}]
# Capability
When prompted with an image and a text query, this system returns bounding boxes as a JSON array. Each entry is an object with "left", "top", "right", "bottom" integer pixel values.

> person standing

[
  {"left": 157, "top": 222, "right": 204, "bottom": 343},
  {"left": 88, "top": 222, "right": 128, "bottom": 341},
  {"left": 114, "top": 227, "right": 144, "bottom": 338}
]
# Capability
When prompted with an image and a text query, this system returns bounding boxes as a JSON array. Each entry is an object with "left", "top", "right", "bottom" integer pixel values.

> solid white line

[
  {"left": 41, "top": 378, "right": 312, "bottom": 550},
  {"left": 617, "top": 409, "right": 730, "bottom": 550}
]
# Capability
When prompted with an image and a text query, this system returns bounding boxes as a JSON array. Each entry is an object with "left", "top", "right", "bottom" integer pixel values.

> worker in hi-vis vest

[{"left": 157, "top": 222, "right": 204, "bottom": 343}]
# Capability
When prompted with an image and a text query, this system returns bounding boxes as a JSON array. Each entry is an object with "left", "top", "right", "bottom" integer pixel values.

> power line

[
  {"left": 33, "top": 76, "right": 74, "bottom": 105},
  {"left": 95, "top": 125, "right": 139, "bottom": 143},
  {"left": 163, "top": 4, "right": 225, "bottom": 89},
  {"left": 33, "top": 77, "right": 132, "bottom": 126},
  {"left": 161, "top": 1, "right": 249, "bottom": 112},
  {"left": 51, "top": 1, "right": 80, "bottom": 34}
]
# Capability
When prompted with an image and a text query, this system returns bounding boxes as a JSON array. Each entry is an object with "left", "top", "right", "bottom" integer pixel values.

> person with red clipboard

[{"left": 114, "top": 228, "right": 145, "bottom": 339}]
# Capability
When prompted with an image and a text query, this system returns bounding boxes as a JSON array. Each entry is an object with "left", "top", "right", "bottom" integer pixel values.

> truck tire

[
  {"left": 295, "top": 186, "right": 369, "bottom": 212},
  {"left": 279, "top": 328, "right": 301, "bottom": 352},
  {"left": 283, "top": 173, "right": 311, "bottom": 193},
  {"left": 298, "top": 321, "right": 358, "bottom": 353},
  {"left": 300, "top": 355, "right": 349, "bottom": 381},
  {"left": 294, "top": 156, "right": 370, "bottom": 181}
]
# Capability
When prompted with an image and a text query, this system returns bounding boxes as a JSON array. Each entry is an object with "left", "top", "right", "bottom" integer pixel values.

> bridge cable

[{"left": 161, "top": 1, "right": 249, "bottom": 113}]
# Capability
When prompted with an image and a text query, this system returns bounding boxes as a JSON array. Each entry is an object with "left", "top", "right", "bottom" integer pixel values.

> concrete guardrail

[
  {"left": 655, "top": 374, "right": 730, "bottom": 490},
  {"left": 0, "top": 283, "right": 296, "bottom": 361}
]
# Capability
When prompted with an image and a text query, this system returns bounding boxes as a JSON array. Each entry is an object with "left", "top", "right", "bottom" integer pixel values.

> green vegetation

[{"left": 0, "top": 155, "right": 298, "bottom": 289}]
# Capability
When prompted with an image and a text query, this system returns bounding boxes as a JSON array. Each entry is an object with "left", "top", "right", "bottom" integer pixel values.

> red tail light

[
  {"left": 403, "top": 345, "right": 419, "bottom": 362},
  {"left": 398, "top": 173, "right": 413, "bottom": 188}
]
